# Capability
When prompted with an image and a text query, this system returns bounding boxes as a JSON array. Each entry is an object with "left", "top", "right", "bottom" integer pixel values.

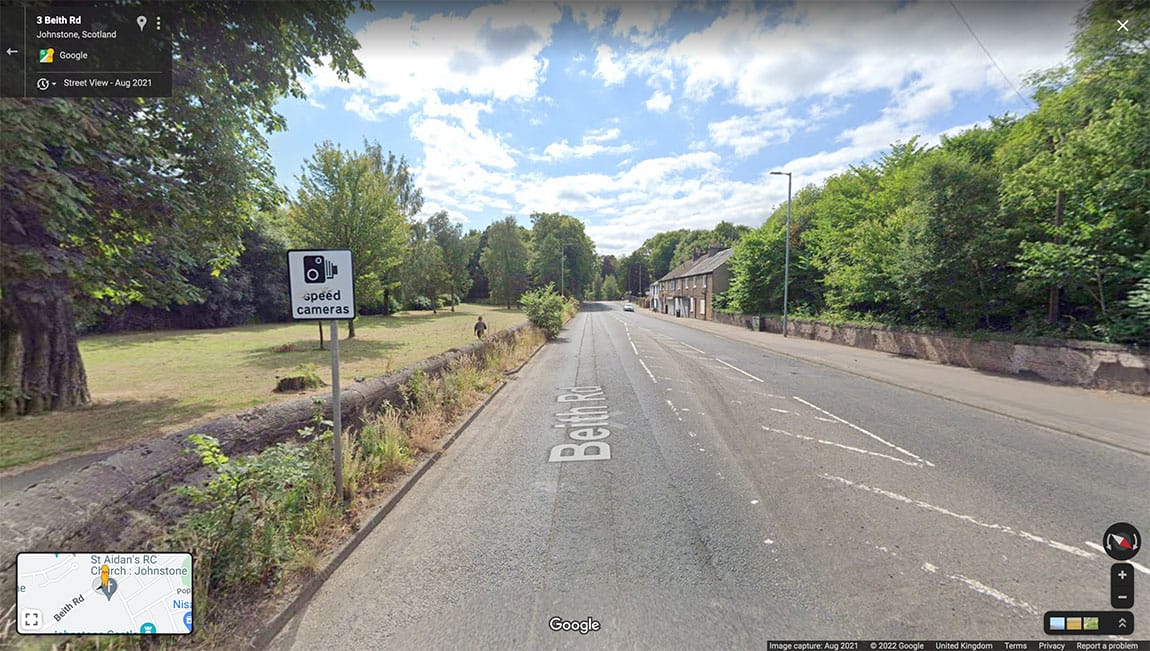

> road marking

[
  {"left": 549, "top": 389, "right": 612, "bottom": 463},
  {"left": 770, "top": 408, "right": 791, "bottom": 414},
  {"left": 793, "top": 396, "right": 934, "bottom": 467},
  {"left": 679, "top": 342, "right": 706, "bottom": 354},
  {"left": 638, "top": 359, "right": 658, "bottom": 384},
  {"left": 665, "top": 399, "right": 682, "bottom": 421},
  {"left": 821, "top": 474, "right": 1098, "bottom": 560},
  {"left": 764, "top": 426, "right": 923, "bottom": 467},
  {"left": 921, "top": 567, "right": 1040, "bottom": 616},
  {"left": 751, "top": 499, "right": 759, "bottom": 505},
  {"left": 629, "top": 339, "right": 639, "bottom": 355},
  {"left": 1084, "top": 542, "right": 1150, "bottom": 575},
  {"left": 813, "top": 416, "right": 838, "bottom": 423},
  {"left": 716, "top": 359, "right": 764, "bottom": 382}
]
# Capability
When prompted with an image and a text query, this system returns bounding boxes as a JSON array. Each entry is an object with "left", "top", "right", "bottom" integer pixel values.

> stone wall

[
  {"left": 711, "top": 312, "right": 1149, "bottom": 395},
  {"left": 0, "top": 325, "right": 533, "bottom": 611}
]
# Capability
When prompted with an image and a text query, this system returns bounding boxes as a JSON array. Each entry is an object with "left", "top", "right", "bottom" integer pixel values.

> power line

[{"left": 949, "top": 1, "right": 1036, "bottom": 110}]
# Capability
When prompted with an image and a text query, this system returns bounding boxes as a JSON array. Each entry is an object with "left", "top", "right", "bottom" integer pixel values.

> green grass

[{"left": 0, "top": 304, "right": 526, "bottom": 471}]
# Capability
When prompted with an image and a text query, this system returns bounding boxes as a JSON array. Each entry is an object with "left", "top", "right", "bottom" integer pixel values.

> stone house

[{"left": 651, "top": 247, "right": 733, "bottom": 320}]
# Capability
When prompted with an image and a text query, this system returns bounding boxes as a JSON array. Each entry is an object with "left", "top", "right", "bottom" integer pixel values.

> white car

[{"left": 623, "top": 303, "right": 634, "bottom": 312}]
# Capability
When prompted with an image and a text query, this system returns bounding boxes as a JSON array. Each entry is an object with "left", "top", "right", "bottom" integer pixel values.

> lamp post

[
  {"left": 770, "top": 171, "right": 792, "bottom": 337},
  {"left": 560, "top": 242, "right": 573, "bottom": 298}
]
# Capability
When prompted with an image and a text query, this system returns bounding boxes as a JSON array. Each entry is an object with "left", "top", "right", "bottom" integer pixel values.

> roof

[{"left": 656, "top": 248, "right": 733, "bottom": 281}]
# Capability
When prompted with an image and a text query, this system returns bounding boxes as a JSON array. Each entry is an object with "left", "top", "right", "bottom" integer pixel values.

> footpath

[{"left": 635, "top": 308, "right": 1150, "bottom": 456}]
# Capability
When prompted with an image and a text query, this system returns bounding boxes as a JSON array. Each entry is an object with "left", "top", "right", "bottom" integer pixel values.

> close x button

[{"left": 1112, "top": 562, "right": 1134, "bottom": 609}]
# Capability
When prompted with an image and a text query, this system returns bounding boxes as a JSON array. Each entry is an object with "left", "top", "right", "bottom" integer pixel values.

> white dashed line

[
  {"left": 679, "top": 342, "right": 706, "bottom": 354},
  {"left": 821, "top": 474, "right": 1098, "bottom": 560},
  {"left": 638, "top": 359, "right": 658, "bottom": 384},
  {"left": 716, "top": 359, "right": 764, "bottom": 382},
  {"left": 948, "top": 573, "right": 1040, "bottom": 616},
  {"left": 770, "top": 408, "right": 791, "bottom": 414},
  {"left": 793, "top": 396, "right": 933, "bottom": 467},
  {"left": 630, "top": 339, "right": 639, "bottom": 355},
  {"left": 763, "top": 426, "right": 924, "bottom": 467}
]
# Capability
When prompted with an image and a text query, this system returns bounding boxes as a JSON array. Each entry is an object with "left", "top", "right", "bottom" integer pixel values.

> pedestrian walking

[{"left": 474, "top": 315, "right": 488, "bottom": 339}]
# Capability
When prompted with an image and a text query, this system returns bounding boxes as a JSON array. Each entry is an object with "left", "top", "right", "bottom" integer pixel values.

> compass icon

[{"left": 1103, "top": 522, "right": 1141, "bottom": 561}]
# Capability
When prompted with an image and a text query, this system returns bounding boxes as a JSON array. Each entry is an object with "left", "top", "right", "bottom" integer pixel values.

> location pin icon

[
  {"left": 136, "top": 16, "right": 147, "bottom": 31},
  {"left": 102, "top": 577, "right": 118, "bottom": 601}
]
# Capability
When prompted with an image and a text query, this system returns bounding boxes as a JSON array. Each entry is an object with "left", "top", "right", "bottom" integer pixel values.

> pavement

[{"left": 267, "top": 302, "right": 1150, "bottom": 647}]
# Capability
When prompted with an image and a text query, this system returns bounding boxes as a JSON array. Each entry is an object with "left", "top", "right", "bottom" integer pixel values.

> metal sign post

[
  {"left": 286, "top": 249, "right": 355, "bottom": 502},
  {"left": 329, "top": 319, "right": 342, "bottom": 501}
]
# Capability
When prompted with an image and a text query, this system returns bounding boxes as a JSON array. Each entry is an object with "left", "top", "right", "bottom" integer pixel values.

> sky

[{"left": 266, "top": 0, "right": 1084, "bottom": 257}]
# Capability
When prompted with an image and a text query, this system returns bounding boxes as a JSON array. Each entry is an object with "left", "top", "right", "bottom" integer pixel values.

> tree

[
  {"left": 0, "top": 2, "right": 365, "bottom": 416},
  {"left": 600, "top": 276, "right": 621, "bottom": 301},
  {"left": 481, "top": 217, "right": 531, "bottom": 309},
  {"left": 462, "top": 229, "right": 488, "bottom": 300},
  {"left": 288, "top": 140, "right": 411, "bottom": 338},
  {"left": 427, "top": 211, "right": 472, "bottom": 311},
  {"left": 528, "top": 212, "right": 597, "bottom": 298},
  {"left": 402, "top": 220, "right": 448, "bottom": 313}
]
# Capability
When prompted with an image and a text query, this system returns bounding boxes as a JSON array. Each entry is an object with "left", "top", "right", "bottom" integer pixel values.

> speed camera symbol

[{"left": 303, "top": 255, "right": 338, "bottom": 284}]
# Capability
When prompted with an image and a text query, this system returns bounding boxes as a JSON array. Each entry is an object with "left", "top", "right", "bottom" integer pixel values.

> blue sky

[{"left": 267, "top": 1, "right": 1083, "bottom": 256}]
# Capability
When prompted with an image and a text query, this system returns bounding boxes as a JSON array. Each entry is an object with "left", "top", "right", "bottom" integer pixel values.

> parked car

[{"left": 623, "top": 303, "right": 634, "bottom": 312}]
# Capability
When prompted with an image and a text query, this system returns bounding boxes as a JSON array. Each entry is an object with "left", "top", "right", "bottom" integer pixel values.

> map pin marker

[
  {"left": 102, "top": 577, "right": 118, "bottom": 601},
  {"left": 136, "top": 16, "right": 147, "bottom": 31}
]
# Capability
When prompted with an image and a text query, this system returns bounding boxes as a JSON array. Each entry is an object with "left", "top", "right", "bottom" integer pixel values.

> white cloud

[
  {"left": 584, "top": 127, "right": 621, "bottom": 143},
  {"left": 307, "top": 5, "right": 562, "bottom": 115},
  {"left": 538, "top": 140, "right": 636, "bottom": 160},
  {"left": 607, "top": 1, "right": 1076, "bottom": 121},
  {"left": 533, "top": 127, "right": 635, "bottom": 161},
  {"left": 708, "top": 109, "right": 804, "bottom": 158},
  {"left": 644, "top": 90, "right": 672, "bottom": 112},
  {"left": 593, "top": 45, "right": 627, "bottom": 85}
]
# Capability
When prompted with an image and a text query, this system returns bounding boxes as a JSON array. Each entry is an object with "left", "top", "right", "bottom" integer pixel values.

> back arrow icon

[{"left": 5, "top": 48, "right": 18, "bottom": 55}]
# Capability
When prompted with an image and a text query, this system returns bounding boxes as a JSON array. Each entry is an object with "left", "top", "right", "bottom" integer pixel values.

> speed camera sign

[{"left": 287, "top": 250, "right": 355, "bottom": 320}]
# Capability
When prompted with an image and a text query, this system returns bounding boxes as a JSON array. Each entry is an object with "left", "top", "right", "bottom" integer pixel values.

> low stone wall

[
  {"left": 711, "top": 312, "right": 1149, "bottom": 395},
  {"left": 0, "top": 324, "right": 532, "bottom": 611}
]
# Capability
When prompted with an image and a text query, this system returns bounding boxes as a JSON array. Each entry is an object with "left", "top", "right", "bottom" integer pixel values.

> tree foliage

[
  {"left": 528, "top": 213, "right": 597, "bottom": 298},
  {"left": 0, "top": 1, "right": 368, "bottom": 415},
  {"left": 654, "top": 1, "right": 1149, "bottom": 344},
  {"left": 481, "top": 217, "right": 531, "bottom": 309},
  {"left": 287, "top": 140, "right": 411, "bottom": 336}
]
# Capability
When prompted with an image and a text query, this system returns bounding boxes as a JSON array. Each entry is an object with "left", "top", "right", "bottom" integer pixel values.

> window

[{"left": 703, "top": 275, "right": 707, "bottom": 288}]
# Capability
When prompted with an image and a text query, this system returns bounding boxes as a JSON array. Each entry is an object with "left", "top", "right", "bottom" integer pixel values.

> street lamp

[
  {"left": 770, "top": 171, "right": 792, "bottom": 337},
  {"left": 560, "top": 242, "right": 573, "bottom": 298}
]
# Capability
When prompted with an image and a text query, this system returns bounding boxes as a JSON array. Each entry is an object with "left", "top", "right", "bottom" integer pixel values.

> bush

[
  {"left": 407, "top": 295, "right": 435, "bottom": 311},
  {"left": 520, "top": 283, "right": 565, "bottom": 339}
]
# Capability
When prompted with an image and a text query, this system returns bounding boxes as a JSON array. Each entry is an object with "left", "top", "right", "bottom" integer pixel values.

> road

[{"left": 269, "top": 302, "right": 1149, "bottom": 648}]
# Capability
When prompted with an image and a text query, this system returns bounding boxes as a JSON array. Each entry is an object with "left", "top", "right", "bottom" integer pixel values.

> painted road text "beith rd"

[{"left": 550, "top": 386, "right": 611, "bottom": 462}]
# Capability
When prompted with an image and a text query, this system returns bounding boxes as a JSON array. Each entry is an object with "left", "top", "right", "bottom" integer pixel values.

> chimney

[{"left": 707, "top": 243, "right": 721, "bottom": 256}]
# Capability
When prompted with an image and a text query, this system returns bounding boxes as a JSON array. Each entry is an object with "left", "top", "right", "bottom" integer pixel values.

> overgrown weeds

[{"left": 121, "top": 326, "right": 546, "bottom": 648}]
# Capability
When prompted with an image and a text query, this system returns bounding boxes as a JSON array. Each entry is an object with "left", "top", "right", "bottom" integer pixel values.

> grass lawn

[{"left": 0, "top": 304, "right": 527, "bottom": 471}]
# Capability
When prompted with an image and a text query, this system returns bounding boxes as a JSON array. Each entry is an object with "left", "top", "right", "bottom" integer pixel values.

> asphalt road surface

[{"left": 270, "top": 302, "right": 1149, "bottom": 649}]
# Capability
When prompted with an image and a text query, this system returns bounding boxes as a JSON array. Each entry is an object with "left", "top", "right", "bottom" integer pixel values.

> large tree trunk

[
  {"left": 347, "top": 317, "right": 355, "bottom": 339},
  {"left": 0, "top": 281, "right": 90, "bottom": 416}
]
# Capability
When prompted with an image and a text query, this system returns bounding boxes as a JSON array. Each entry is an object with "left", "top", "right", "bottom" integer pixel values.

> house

[{"left": 651, "top": 247, "right": 733, "bottom": 321}]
